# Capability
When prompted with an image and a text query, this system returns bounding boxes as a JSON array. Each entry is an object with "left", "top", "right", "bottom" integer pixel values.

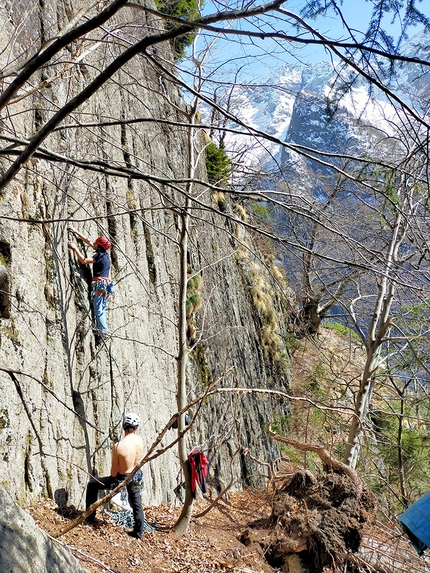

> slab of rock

[{"left": 0, "top": 486, "right": 87, "bottom": 573}]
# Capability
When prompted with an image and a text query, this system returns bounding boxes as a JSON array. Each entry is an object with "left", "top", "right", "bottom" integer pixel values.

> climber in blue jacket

[{"left": 67, "top": 225, "right": 113, "bottom": 337}]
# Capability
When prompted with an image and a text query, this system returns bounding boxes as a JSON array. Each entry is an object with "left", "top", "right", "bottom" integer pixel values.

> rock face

[
  {"left": 0, "top": 486, "right": 87, "bottom": 573},
  {"left": 0, "top": 1, "right": 292, "bottom": 508}
]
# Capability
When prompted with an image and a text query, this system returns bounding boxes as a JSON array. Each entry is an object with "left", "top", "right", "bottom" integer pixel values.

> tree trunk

[
  {"left": 397, "top": 394, "right": 408, "bottom": 508},
  {"left": 344, "top": 210, "right": 402, "bottom": 468},
  {"left": 174, "top": 99, "right": 198, "bottom": 534},
  {"left": 173, "top": 202, "right": 194, "bottom": 535},
  {"left": 344, "top": 355, "right": 378, "bottom": 468}
]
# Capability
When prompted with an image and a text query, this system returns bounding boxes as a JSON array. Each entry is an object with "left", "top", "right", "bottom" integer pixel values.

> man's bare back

[
  {"left": 86, "top": 413, "right": 145, "bottom": 538},
  {"left": 111, "top": 431, "right": 143, "bottom": 476}
]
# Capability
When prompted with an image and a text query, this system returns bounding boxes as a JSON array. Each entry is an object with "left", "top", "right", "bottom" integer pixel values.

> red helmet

[{"left": 95, "top": 235, "right": 112, "bottom": 250}]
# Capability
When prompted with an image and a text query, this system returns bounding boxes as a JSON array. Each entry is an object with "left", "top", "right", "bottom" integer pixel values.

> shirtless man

[{"left": 85, "top": 413, "right": 145, "bottom": 539}]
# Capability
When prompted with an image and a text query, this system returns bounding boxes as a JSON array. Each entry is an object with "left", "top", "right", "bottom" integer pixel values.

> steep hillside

[{"left": 0, "top": 0, "right": 293, "bottom": 508}]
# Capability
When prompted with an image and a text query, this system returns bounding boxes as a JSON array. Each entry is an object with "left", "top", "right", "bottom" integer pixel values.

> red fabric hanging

[{"left": 188, "top": 449, "right": 209, "bottom": 497}]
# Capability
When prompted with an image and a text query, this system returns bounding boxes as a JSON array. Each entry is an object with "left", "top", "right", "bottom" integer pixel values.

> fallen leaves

[{"left": 27, "top": 489, "right": 273, "bottom": 573}]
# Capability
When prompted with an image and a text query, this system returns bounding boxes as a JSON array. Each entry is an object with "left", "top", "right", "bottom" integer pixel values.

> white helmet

[{"left": 123, "top": 412, "right": 140, "bottom": 428}]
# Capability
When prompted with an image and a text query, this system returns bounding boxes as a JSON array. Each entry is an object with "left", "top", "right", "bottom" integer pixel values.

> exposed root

[{"left": 239, "top": 465, "right": 376, "bottom": 573}]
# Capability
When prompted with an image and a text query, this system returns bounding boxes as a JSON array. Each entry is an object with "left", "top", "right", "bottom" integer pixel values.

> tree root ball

[{"left": 239, "top": 469, "right": 376, "bottom": 573}]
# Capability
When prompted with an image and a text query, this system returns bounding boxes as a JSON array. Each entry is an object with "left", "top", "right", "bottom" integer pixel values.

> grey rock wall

[
  {"left": 0, "top": 0, "right": 292, "bottom": 509},
  {"left": 0, "top": 486, "right": 87, "bottom": 573}
]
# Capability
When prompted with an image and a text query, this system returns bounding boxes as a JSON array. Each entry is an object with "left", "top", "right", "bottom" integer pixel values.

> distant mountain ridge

[{"left": 221, "top": 32, "right": 430, "bottom": 194}]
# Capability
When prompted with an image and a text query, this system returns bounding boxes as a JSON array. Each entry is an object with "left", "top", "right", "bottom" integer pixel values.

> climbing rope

[
  {"left": 98, "top": 346, "right": 110, "bottom": 450},
  {"left": 69, "top": 260, "right": 92, "bottom": 312},
  {"left": 70, "top": 259, "right": 110, "bottom": 449},
  {"left": 104, "top": 509, "right": 155, "bottom": 533}
]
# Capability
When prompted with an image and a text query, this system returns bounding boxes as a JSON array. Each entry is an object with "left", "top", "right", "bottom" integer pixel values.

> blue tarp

[{"left": 398, "top": 490, "right": 430, "bottom": 554}]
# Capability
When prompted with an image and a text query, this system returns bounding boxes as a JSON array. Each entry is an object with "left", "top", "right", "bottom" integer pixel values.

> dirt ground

[
  {"left": 26, "top": 478, "right": 430, "bottom": 573},
  {"left": 28, "top": 488, "right": 275, "bottom": 573}
]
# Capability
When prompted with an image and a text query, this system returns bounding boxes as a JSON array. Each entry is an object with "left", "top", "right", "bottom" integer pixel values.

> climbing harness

[
  {"left": 104, "top": 470, "right": 154, "bottom": 533},
  {"left": 92, "top": 279, "right": 108, "bottom": 296},
  {"left": 112, "top": 486, "right": 132, "bottom": 510},
  {"left": 91, "top": 278, "right": 115, "bottom": 297}
]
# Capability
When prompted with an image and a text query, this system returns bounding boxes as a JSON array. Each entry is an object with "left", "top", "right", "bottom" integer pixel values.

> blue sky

[{"left": 189, "top": 0, "right": 423, "bottom": 82}]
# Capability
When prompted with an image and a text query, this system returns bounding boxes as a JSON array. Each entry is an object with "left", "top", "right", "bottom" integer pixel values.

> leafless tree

[{"left": 1, "top": 0, "right": 430, "bottom": 534}]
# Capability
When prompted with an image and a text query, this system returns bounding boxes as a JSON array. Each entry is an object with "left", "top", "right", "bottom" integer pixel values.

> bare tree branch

[
  {"left": 268, "top": 424, "right": 362, "bottom": 491},
  {"left": 0, "top": 0, "right": 130, "bottom": 109}
]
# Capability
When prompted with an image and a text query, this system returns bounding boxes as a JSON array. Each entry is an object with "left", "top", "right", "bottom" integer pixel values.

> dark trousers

[{"left": 85, "top": 473, "right": 145, "bottom": 539}]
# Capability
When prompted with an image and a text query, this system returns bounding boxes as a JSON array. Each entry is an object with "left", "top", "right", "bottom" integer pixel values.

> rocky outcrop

[
  {"left": 0, "top": 0, "right": 293, "bottom": 508},
  {"left": 0, "top": 486, "right": 87, "bottom": 573}
]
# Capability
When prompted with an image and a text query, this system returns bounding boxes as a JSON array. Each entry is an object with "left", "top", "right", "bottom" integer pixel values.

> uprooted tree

[{"left": 237, "top": 427, "right": 377, "bottom": 572}]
